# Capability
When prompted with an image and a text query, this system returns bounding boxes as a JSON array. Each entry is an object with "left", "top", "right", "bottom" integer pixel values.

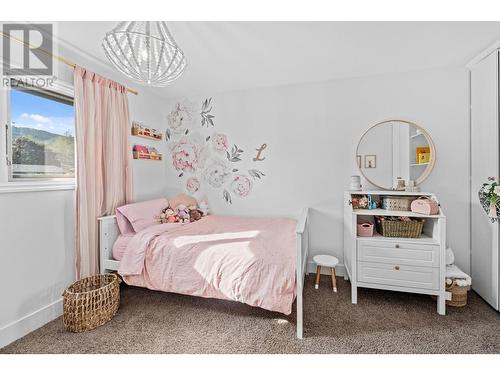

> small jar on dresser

[{"left": 343, "top": 190, "right": 447, "bottom": 315}]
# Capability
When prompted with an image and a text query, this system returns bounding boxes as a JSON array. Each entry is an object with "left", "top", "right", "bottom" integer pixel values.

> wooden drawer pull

[
  {"left": 394, "top": 265, "right": 400, "bottom": 271},
  {"left": 395, "top": 244, "right": 400, "bottom": 248}
]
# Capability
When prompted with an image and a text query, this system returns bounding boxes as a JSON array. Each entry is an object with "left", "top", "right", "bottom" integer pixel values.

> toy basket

[
  {"left": 357, "top": 222, "right": 374, "bottom": 237},
  {"left": 446, "top": 281, "right": 468, "bottom": 307},
  {"left": 375, "top": 216, "right": 424, "bottom": 238},
  {"left": 381, "top": 196, "right": 414, "bottom": 211},
  {"left": 63, "top": 274, "right": 121, "bottom": 332}
]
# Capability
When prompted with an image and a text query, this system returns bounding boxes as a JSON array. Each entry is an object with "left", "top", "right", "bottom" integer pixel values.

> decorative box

[
  {"left": 410, "top": 197, "right": 439, "bottom": 215},
  {"left": 381, "top": 196, "right": 413, "bottom": 211}
]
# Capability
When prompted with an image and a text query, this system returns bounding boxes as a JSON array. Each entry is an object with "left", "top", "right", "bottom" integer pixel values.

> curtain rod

[{"left": 0, "top": 31, "right": 139, "bottom": 96}]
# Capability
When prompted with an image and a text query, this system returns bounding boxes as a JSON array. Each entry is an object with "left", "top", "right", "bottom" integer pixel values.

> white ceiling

[{"left": 57, "top": 21, "right": 500, "bottom": 99}]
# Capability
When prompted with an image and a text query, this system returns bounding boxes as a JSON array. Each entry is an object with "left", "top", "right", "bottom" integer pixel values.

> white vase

[{"left": 350, "top": 175, "right": 362, "bottom": 191}]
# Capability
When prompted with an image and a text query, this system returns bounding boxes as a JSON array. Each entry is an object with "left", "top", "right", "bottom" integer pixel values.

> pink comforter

[{"left": 118, "top": 216, "right": 297, "bottom": 314}]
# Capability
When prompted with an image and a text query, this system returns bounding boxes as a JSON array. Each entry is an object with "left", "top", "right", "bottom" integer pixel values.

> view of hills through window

[{"left": 10, "top": 87, "right": 75, "bottom": 179}]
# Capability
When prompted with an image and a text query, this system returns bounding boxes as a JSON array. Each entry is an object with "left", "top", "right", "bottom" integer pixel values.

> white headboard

[{"left": 98, "top": 215, "right": 120, "bottom": 272}]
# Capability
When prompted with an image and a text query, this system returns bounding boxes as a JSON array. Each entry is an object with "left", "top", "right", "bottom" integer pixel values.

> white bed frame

[{"left": 98, "top": 208, "right": 310, "bottom": 339}]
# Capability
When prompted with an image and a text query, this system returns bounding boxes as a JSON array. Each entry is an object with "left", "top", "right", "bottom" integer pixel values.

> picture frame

[{"left": 364, "top": 155, "right": 376, "bottom": 168}]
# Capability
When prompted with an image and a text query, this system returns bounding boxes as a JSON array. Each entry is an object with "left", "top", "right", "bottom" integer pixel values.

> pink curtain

[{"left": 74, "top": 66, "right": 134, "bottom": 279}]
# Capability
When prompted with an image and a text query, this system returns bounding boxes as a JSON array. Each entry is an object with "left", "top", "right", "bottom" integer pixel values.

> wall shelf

[
  {"left": 132, "top": 132, "right": 162, "bottom": 141},
  {"left": 132, "top": 151, "right": 162, "bottom": 161}
]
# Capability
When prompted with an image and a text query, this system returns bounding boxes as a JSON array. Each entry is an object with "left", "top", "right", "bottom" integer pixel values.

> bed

[{"left": 98, "top": 208, "right": 309, "bottom": 338}]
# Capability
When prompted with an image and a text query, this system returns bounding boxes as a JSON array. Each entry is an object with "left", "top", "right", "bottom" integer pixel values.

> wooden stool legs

[
  {"left": 315, "top": 265, "right": 338, "bottom": 292},
  {"left": 331, "top": 267, "right": 337, "bottom": 292},
  {"left": 315, "top": 265, "right": 321, "bottom": 289}
]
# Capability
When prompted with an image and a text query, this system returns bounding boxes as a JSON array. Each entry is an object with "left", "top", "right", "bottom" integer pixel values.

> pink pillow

[{"left": 115, "top": 198, "right": 168, "bottom": 234}]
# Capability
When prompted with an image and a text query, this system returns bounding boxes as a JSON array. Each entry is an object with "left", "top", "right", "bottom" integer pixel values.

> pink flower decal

[
  {"left": 212, "top": 133, "right": 228, "bottom": 152},
  {"left": 169, "top": 133, "right": 207, "bottom": 173},
  {"left": 231, "top": 174, "right": 253, "bottom": 198},
  {"left": 186, "top": 177, "right": 200, "bottom": 194}
]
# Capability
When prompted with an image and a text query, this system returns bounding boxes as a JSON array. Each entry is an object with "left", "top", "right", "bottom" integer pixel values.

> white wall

[
  {"left": 163, "top": 67, "right": 470, "bottom": 274},
  {"left": 0, "top": 189, "right": 75, "bottom": 347},
  {"left": 0, "top": 41, "right": 167, "bottom": 347}
]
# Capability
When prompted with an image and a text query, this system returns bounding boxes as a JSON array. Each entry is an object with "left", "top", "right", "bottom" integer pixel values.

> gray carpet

[{"left": 2, "top": 275, "right": 499, "bottom": 354}]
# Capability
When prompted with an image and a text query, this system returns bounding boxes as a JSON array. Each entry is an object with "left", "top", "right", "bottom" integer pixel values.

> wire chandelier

[{"left": 102, "top": 21, "right": 187, "bottom": 87}]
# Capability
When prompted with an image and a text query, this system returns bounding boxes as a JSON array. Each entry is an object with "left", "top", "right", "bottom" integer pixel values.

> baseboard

[
  {"left": 0, "top": 298, "right": 63, "bottom": 349},
  {"left": 306, "top": 261, "right": 346, "bottom": 277}
]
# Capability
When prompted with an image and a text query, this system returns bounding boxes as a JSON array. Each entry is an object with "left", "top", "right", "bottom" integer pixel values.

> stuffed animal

[
  {"left": 198, "top": 200, "right": 209, "bottom": 216},
  {"left": 189, "top": 208, "right": 203, "bottom": 222},
  {"left": 177, "top": 204, "right": 190, "bottom": 223},
  {"left": 157, "top": 207, "right": 178, "bottom": 224},
  {"left": 165, "top": 208, "right": 177, "bottom": 223}
]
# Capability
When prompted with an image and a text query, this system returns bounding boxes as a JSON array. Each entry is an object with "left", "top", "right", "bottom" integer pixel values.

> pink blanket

[{"left": 119, "top": 216, "right": 297, "bottom": 314}]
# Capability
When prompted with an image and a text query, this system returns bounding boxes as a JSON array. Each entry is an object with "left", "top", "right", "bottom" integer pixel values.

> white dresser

[{"left": 343, "top": 190, "right": 447, "bottom": 314}]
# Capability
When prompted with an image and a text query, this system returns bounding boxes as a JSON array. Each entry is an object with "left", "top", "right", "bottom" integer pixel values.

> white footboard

[
  {"left": 98, "top": 215, "right": 120, "bottom": 273},
  {"left": 296, "top": 207, "right": 310, "bottom": 339}
]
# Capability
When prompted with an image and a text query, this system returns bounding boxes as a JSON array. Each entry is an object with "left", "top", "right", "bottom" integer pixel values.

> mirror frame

[{"left": 356, "top": 119, "right": 436, "bottom": 190}]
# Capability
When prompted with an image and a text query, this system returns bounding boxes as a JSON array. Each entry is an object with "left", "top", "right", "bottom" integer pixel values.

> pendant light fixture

[{"left": 102, "top": 21, "right": 187, "bottom": 86}]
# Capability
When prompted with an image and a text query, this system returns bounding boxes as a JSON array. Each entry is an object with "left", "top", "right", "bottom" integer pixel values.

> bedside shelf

[
  {"left": 353, "top": 208, "right": 442, "bottom": 218},
  {"left": 348, "top": 190, "right": 433, "bottom": 196},
  {"left": 357, "top": 232, "right": 437, "bottom": 244},
  {"left": 344, "top": 189, "right": 446, "bottom": 315}
]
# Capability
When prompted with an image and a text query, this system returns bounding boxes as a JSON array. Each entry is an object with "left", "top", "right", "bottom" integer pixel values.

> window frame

[{"left": 6, "top": 77, "right": 76, "bottom": 183}]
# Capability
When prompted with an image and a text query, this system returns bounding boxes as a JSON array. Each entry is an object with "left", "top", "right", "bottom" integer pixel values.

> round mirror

[{"left": 356, "top": 120, "right": 435, "bottom": 190}]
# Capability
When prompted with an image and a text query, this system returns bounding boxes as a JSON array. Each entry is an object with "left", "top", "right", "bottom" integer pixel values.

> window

[{"left": 7, "top": 81, "right": 75, "bottom": 180}]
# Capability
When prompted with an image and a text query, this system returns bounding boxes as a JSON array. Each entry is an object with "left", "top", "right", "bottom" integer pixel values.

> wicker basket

[
  {"left": 381, "top": 196, "right": 414, "bottom": 211},
  {"left": 446, "top": 281, "right": 468, "bottom": 307},
  {"left": 375, "top": 216, "right": 424, "bottom": 238},
  {"left": 63, "top": 274, "right": 121, "bottom": 332}
]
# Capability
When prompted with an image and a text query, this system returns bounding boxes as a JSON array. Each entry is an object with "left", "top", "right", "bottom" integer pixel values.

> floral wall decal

[
  {"left": 168, "top": 132, "right": 208, "bottom": 177},
  {"left": 166, "top": 97, "right": 267, "bottom": 204},
  {"left": 186, "top": 177, "right": 200, "bottom": 194},
  {"left": 226, "top": 144, "right": 244, "bottom": 162},
  {"left": 166, "top": 100, "right": 196, "bottom": 140},
  {"left": 200, "top": 98, "right": 215, "bottom": 127}
]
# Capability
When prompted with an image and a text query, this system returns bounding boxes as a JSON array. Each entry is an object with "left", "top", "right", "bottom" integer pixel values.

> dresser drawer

[
  {"left": 358, "top": 261, "right": 440, "bottom": 290},
  {"left": 358, "top": 240, "right": 439, "bottom": 267}
]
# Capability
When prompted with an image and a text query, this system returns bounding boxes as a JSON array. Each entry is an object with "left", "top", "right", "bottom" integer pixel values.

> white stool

[{"left": 313, "top": 254, "right": 339, "bottom": 292}]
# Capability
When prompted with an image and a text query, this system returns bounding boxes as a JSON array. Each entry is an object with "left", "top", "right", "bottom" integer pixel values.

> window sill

[{"left": 0, "top": 180, "right": 76, "bottom": 194}]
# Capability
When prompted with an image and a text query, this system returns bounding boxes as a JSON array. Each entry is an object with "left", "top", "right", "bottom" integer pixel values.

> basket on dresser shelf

[
  {"left": 446, "top": 281, "right": 468, "bottom": 307},
  {"left": 357, "top": 222, "right": 374, "bottom": 237},
  {"left": 381, "top": 196, "right": 414, "bottom": 211},
  {"left": 63, "top": 274, "right": 121, "bottom": 332},
  {"left": 375, "top": 216, "right": 424, "bottom": 238}
]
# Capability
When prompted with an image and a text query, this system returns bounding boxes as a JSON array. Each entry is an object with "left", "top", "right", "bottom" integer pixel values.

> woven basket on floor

[
  {"left": 63, "top": 273, "right": 121, "bottom": 332},
  {"left": 446, "top": 281, "right": 468, "bottom": 307}
]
